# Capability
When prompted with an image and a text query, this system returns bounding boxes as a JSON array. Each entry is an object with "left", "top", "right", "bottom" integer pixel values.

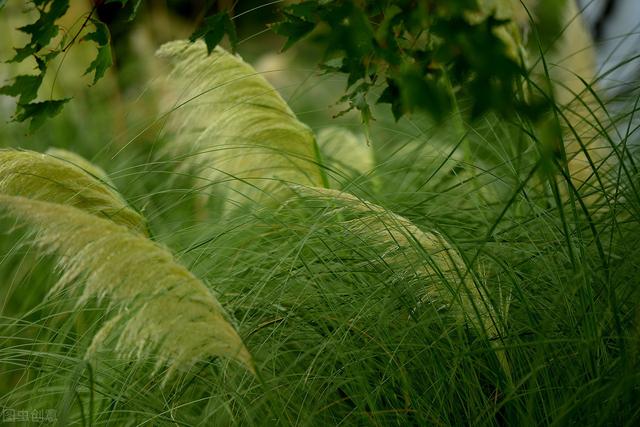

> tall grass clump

[{"left": 1, "top": 2, "right": 639, "bottom": 425}]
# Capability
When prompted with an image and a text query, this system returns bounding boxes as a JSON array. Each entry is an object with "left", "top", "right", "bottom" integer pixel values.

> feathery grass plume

[
  {"left": 0, "top": 149, "right": 146, "bottom": 234},
  {"left": 521, "top": 0, "right": 612, "bottom": 200},
  {"left": 156, "top": 40, "right": 326, "bottom": 211},
  {"left": 316, "top": 127, "right": 376, "bottom": 190},
  {"left": 45, "top": 147, "right": 115, "bottom": 186},
  {"left": 0, "top": 194, "right": 253, "bottom": 376},
  {"left": 288, "top": 185, "right": 496, "bottom": 336}
]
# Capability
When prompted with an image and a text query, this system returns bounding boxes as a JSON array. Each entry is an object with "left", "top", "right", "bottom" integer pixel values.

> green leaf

[
  {"left": 18, "top": 20, "right": 59, "bottom": 48},
  {"left": 223, "top": 13, "right": 238, "bottom": 52},
  {"left": 84, "top": 44, "right": 112, "bottom": 85},
  {"left": 14, "top": 99, "right": 70, "bottom": 131},
  {"left": 49, "top": 0, "right": 70, "bottom": 18},
  {"left": 284, "top": 1, "right": 319, "bottom": 20},
  {"left": 0, "top": 0, "right": 7, "bottom": 10},
  {"left": 83, "top": 19, "right": 110, "bottom": 45},
  {"left": 81, "top": 20, "right": 112, "bottom": 85},
  {"left": 271, "top": 14, "right": 316, "bottom": 51},
  {"left": 335, "top": 82, "right": 374, "bottom": 126},
  {"left": 0, "top": 74, "right": 44, "bottom": 104},
  {"left": 377, "top": 79, "right": 403, "bottom": 121},
  {"left": 17, "top": 0, "right": 69, "bottom": 47},
  {"left": 102, "top": 0, "right": 142, "bottom": 22},
  {"left": 379, "top": 68, "right": 454, "bottom": 123},
  {"left": 189, "top": 12, "right": 237, "bottom": 55},
  {"left": 10, "top": 46, "right": 36, "bottom": 63}
]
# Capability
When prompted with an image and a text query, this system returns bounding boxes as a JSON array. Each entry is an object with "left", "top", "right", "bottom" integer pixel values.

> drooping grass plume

[
  {"left": 45, "top": 147, "right": 115, "bottom": 186},
  {"left": 0, "top": 149, "right": 146, "bottom": 234},
  {"left": 156, "top": 40, "right": 326, "bottom": 210},
  {"left": 287, "top": 185, "right": 496, "bottom": 336},
  {"left": 0, "top": 194, "right": 253, "bottom": 376}
]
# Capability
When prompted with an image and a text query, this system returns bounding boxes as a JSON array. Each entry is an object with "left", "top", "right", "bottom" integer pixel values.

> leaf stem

[{"left": 62, "top": 6, "right": 97, "bottom": 53}]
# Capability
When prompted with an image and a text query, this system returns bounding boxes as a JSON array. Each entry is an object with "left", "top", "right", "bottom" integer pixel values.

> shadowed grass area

[{"left": 1, "top": 103, "right": 638, "bottom": 426}]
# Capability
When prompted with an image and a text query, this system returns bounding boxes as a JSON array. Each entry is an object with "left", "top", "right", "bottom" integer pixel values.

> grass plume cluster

[
  {"left": 0, "top": 149, "right": 252, "bottom": 379},
  {"left": 1, "top": 3, "right": 639, "bottom": 423}
]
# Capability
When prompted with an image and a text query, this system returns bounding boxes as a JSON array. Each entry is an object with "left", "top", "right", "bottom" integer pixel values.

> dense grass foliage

[{"left": 1, "top": 12, "right": 640, "bottom": 427}]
